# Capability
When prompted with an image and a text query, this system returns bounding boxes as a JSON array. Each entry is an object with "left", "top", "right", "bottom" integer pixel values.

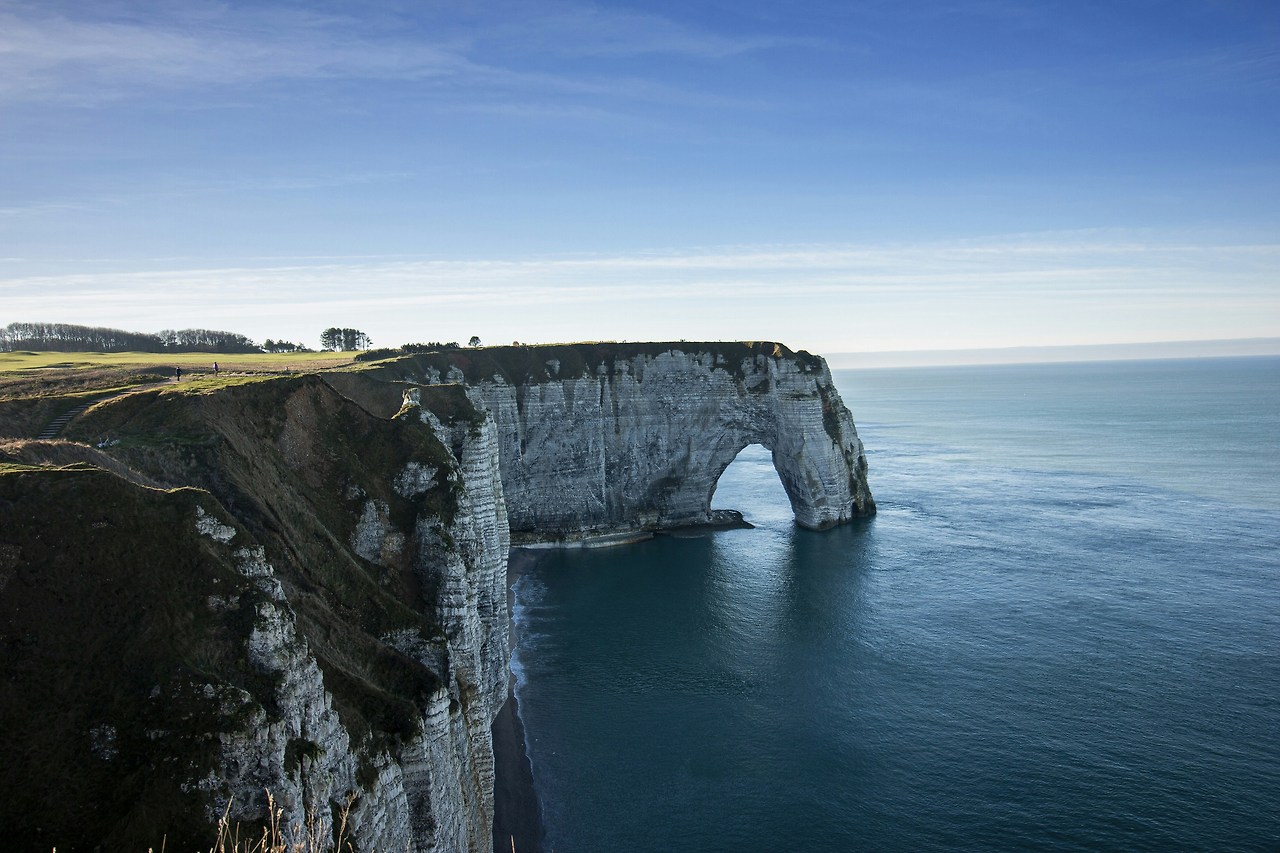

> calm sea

[{"left": 511, "top": 357, "right": 1280, "bottom": 852}]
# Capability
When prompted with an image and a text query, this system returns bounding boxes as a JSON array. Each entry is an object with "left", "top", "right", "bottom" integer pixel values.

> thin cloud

[
  {"left": 0, "top": 201, "right": 96, "bottom": 217},
  {"left": 1122, "top": 44, "right": 1280, "bottom": 91},
  {"left": 478, "top": 2, "right": 801, "bottom": 60},
  {"left": 4, "top": 236, "right": 1274, "bottom": 355},
  {"left": 0, "top": 1, "right": 789, "bottom": 107},
  {"left": 0, "top": 5, "right": 472, "bottom": 102},
  {"left": 5, "top": 236, "right": 1275, "bottom": 303}
]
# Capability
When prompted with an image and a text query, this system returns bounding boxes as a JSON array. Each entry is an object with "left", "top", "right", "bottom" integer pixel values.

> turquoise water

[{"left": 512, "top": 357, "right": 1280, "bottom": 851}]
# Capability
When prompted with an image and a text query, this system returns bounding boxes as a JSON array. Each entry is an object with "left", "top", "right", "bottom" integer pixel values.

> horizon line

[{"left": 826, "top": 337, "right": 1280, "bottom": 369}]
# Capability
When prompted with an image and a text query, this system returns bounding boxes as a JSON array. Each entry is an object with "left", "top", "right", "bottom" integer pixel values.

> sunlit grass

[
  {"left": 0, "top": 351, "right": 360, "bottom": 416},
  {"left": 151, "top": 374, "right": 284, "bottom": 395},
  {"left": 0, "top": 350, "right": 358, "bottom": 373}
]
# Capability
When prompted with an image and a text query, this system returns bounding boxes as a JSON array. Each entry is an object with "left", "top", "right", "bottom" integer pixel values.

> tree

[
  {"left": 157, "top": 328, "right": 259, "bottom": 353},
  {"left": 469, "top": 335, "right": 481, "bottom": 348},
  {"left": 320, "top": 327, "right": 370, "bottom": 351},
  {"left": 342, "top": 328, "right": 370, "bottom": 351},
  {"left": 0, "top": 322, "right": 262, "bottom": 353},
  {"left": 264, "top": 339, "right": 309, "bottom": 353}
]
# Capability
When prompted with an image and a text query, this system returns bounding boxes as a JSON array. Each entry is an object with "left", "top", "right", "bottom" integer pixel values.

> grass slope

[
  {"left": 0, "top": 468, "right": 271, "bottom": 850},
  {"left": 0, "top": 372, "right": 486, "bottom": 849},
  {"left": 0, "top": 352, "right": 362, "bottom": 439}
]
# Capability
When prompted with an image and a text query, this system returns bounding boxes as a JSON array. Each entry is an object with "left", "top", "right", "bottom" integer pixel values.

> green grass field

[
  {"left": 0, "top": 349, "right": 358, "bottom": 373},
  {"left": 0, "top": 351, "right": 366, "bottom": 436}
]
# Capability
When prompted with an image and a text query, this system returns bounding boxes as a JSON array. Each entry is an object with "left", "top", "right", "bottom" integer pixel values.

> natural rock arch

[{"left": 389, "top": 342, "right": 876, "bottom": 544}]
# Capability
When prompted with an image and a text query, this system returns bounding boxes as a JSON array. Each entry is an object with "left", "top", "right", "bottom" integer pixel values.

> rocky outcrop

[
  {"left": 0, "top": 375, "right": 508, "bottom": 852},
  {"left": 381, "top": 342, "right": 875, "bottom": 543}
]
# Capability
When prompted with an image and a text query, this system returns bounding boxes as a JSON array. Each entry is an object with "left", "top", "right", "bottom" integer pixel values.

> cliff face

[
  {"left": 0, "top": 375, "right": 507, "bottom": 852},
  {"left": 380, "top": 342, "right": 875, "bottom": 543}
]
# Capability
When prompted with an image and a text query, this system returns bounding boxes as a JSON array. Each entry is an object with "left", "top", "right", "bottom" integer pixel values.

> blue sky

[{"left": 2, "top": 0, "right": 1277, "bottom": 356}]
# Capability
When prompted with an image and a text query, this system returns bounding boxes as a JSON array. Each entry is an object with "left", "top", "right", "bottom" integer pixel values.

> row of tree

[
  {"left": 317, "top": 329, "right": 478, "bottom": 352},
  {"left": 0, "top": 322, "right": 262, "bottom": 354},
  {"left": 263, "top": 339, "right": 311, "bottom": 353},
  {"left": 320, "top": 331, "right": 487, "bottom": 353},
  {"left": 156, "top": 328, "right": 258, "bottom": 352},
  {"left": 2, "top": 322, "right": 486, "bottom": 354},
  {"left": 403, "top": 336, "right": 481, "bottom": 350},
  {"left": 319, "top": 327, "right": 372, "bottom": 352}
]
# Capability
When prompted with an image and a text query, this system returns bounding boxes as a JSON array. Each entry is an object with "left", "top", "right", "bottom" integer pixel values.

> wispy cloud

[
  {"left": 0, "top": 3, "right": 470, "bottom": 103},
  {"left": 1120, "top": 44, "right": 1280, "bottom": 91},
  {"left": 0, "top": 200, "right": 96, "bottom": 218},
  {"left": 0, "top": 1, "right": 787, "bottom": 107},
  {"left": 6, "top": 234, "right": 1275, "bottom": 293},
  {"left": 3, "top": 234, "right": 1276, "bottom": 353},
  {"left": 475, "top": 2, "right": 800, "bottom": 60}
]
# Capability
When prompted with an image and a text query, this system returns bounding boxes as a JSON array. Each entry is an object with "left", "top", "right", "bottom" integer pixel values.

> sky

[{"left": 2, "top": 0, "right": 1278, "bottom": 359}]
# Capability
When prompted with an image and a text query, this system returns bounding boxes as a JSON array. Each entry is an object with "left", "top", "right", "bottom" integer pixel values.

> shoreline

[{"left": 492, "top": 548, "right": 546, "bottom": 853}]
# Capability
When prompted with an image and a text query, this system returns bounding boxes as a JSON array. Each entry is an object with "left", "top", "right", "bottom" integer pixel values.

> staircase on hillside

[
  {"left": 35, "top": 382, "right": 167, "bottom": 441},
  {"left": 36, "top": 400, "right": 98, "bottom": 440}
]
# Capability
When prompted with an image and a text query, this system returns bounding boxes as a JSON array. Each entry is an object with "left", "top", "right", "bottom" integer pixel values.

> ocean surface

[{"left": 510, "top": 356, "right": 1280, "bottom": 852}]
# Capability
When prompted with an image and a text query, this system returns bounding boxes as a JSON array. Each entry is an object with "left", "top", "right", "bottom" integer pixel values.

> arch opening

[{"left": 709, "top": 443, "right": 794, "bottom": 527}]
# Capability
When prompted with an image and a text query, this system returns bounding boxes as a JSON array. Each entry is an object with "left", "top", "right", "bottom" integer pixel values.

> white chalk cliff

[{"left": 389, "top": 342, "right": 875, "bottom": 543}]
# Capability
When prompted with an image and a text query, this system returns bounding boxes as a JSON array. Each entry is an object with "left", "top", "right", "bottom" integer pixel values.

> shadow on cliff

[{"left": 0, "top": 374, "right": 490, "bottom": 850}]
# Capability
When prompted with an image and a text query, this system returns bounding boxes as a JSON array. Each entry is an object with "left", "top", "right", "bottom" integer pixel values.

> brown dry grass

[{"left": 199, "top": 792, "right": 356, "bottom": 853}]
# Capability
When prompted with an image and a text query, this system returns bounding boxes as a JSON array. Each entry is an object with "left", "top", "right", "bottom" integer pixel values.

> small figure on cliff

[
  {"left": 174, "top": 366, "right": 181, "bottom": 382},
  {"left": 213, "top": 362, "right": 219, "bottom": 376}
]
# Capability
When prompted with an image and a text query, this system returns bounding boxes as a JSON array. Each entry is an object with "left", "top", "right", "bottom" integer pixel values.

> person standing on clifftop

[
  {"left": 174, "top": 366, "right": 181, "bottom": 382},
  {"left": 213, "top": 362, "right": 219, "bottom": 376}
]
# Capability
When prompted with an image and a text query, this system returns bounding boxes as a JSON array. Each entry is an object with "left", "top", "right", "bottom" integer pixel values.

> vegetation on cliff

[
  {"left": 0, "top": 372, "right": 488, "bottom": 850},
  {"left": 363, "top": 340, "right": 824, "bottom": 386}
]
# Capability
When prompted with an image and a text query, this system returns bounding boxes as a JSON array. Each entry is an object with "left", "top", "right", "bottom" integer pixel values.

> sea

[{"left": 509, "top": 356, "right": 1280, "bottom": 852}]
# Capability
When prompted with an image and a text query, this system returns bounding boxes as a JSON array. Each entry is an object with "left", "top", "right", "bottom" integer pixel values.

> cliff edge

[{"left": 0, "top": 374, "right": 508, "bottom": 852}]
